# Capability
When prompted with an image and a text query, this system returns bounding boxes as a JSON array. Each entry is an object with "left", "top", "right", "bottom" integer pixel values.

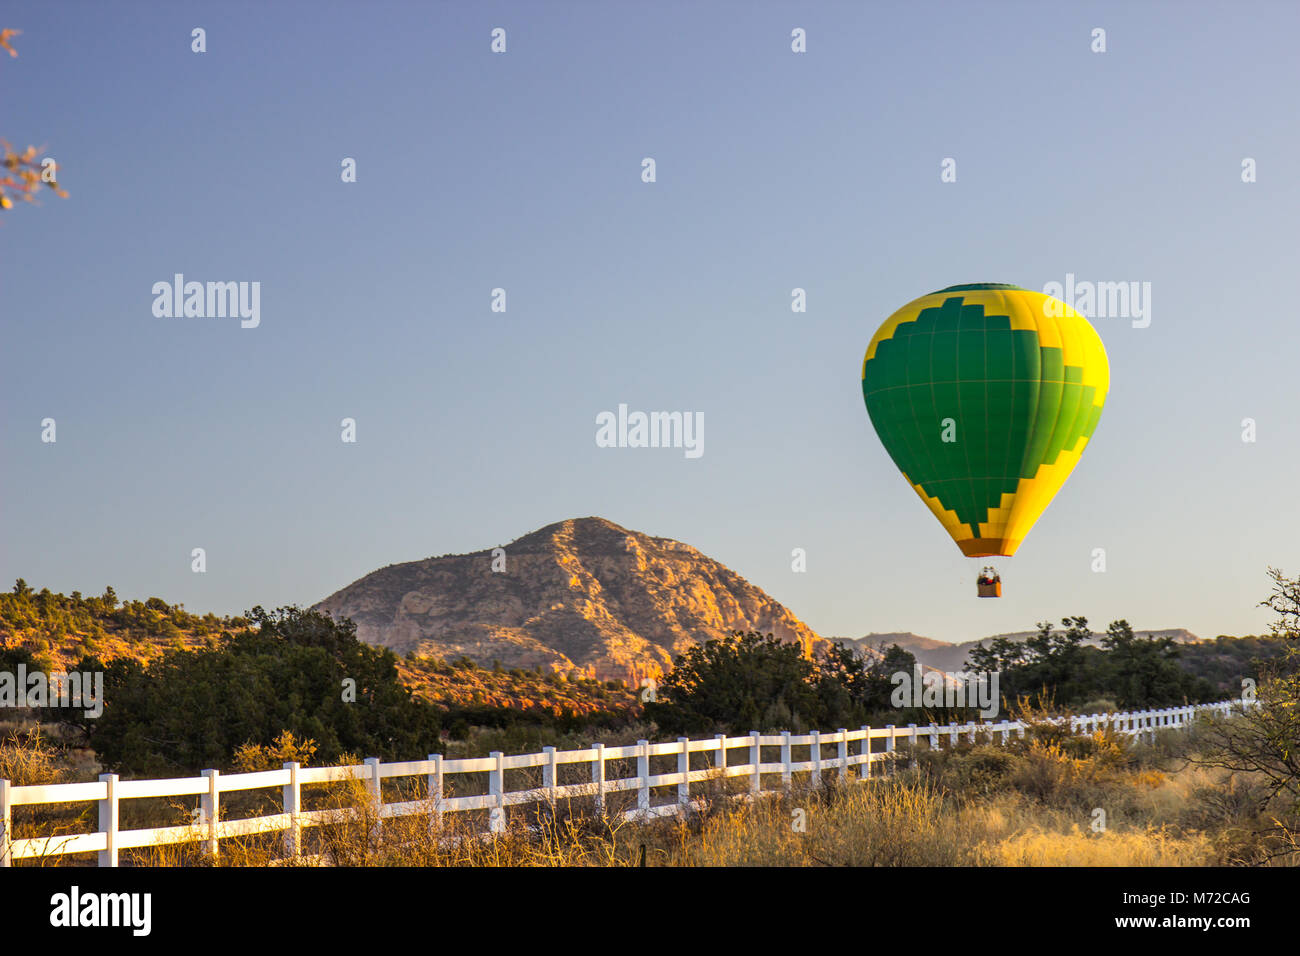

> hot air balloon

[{"left": 861, "top": 283, "right": 1108, "bottom": 594}]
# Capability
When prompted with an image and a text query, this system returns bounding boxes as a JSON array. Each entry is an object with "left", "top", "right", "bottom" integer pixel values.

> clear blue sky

[{"left": 3, "top": 1, "right": 1297, "bottom": 644}]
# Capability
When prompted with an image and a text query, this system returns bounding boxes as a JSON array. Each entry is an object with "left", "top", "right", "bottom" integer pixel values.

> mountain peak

[
  {"left": 509, "top": 516, "right": 647, "bottom": 548},
  {"left": 314, "top": 517, "right": 824, "bottom": 683}
]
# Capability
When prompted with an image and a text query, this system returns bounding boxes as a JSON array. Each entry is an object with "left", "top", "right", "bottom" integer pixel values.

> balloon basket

[{"left": 977, "top": 581, "right": 1002, "bottom": 598}]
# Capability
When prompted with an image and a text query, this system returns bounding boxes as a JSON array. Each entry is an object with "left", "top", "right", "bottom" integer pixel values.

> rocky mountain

[
  {"left": 838, "top": 628, "right": 1201, "bottom": 673},
  {"left": 313, "top": 517, "right": 827, "bottom": 684}
]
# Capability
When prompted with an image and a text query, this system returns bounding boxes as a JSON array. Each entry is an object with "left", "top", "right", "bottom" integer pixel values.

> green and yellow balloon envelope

[{"left": 861, "top": 283, "right": 1108, "bottom": 558}]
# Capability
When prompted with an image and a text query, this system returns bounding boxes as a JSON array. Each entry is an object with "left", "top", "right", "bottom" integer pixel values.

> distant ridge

[{"left": 836, "top": 628, "right": 1201, "bottom": 673}]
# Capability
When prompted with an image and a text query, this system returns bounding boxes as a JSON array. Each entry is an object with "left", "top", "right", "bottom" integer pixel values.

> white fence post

[
  {"left": 885, "top": 725, "right": 896, "bottom": 774},
  {"left": 860, "top": 725, "right": 871, "bottom": 780},
  {"left": 591, "top": 743, "right": 606, "bottom": 816},
  {"left": 283, "top": 761, "right": 301, "bottom": 858},
  {"left": 489, "top": 751, "right": 505, "bottom": 834},
  {"left": 837, "top": 729, "right": 849, "bottom": 782},
  {"left": 201, "top": 769, "right": 219, "bottom": 859},
  {"left": 750, "top": 731, "right": 761, "bottom": 794},
  {"left": 0, "top": 779, "right": 10, "bottom": 867},
  {"left": 908, "top": 723, "right": 918, "bottom": 765},
  {"left": 930, "top": 723, "right": 940, "bottom": 749},
  {"left": 781, "top": 732, "right": 793, "bottom": 789},
  {"left": 543, "top": 746, "right": 558, "bottom": 807},
  {"left": 427, "top": 754, "right": 443, "bottom": 837},
  {"left": 98, "top": 772, "right": 119, "bottom": 868},
  {"left": 637, "top": 740, "right": 651, "bottom": 817},
  {"left": 810, "top": 730, "right": 822, "bottom": 787},
  {"left": 714, "top": 734, "right": 726, "bottom": 776},
  {"left": 677, "top": 738, "right": 690, "bottom": 807},
  {"left": 365, "top": 757, "right": 383, "bottom": 848}
]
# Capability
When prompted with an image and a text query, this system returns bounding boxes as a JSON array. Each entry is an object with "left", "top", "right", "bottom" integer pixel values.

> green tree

[
  {"left": 64, "top": 606, "right": 441, "bottom": 776},
  {"left": 644, "top": 632, "right": 919, "bottom": 736},
  {"left": 1099, "top": 619, "right": 1215, "bottom": 708},
  {"left": 967, "top": 616, "right": 1212, "bottom": 710},
  {"left": 644, "top": 631, "right": 822, "bottom": 736}
]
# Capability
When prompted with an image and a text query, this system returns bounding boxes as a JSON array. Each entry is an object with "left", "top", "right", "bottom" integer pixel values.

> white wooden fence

[{"left": 0, "top": 699, "right": 1247, "bottom": 867}]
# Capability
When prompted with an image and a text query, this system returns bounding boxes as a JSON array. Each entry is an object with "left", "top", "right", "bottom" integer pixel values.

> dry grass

[
  {"left": 0, "top": 724, "right": 96, "bottom": 865},
  {"left": 0, "top": 725, "right": 66, "bottom": 787},
  {"left": 975, "top": 823, "right": 1213, "bottom": 866}
]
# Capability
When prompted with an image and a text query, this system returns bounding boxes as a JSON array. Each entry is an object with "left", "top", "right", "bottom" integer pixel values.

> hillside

[
  {"left": 314, "top": 517, "right": 829, "bottom": 684},
  {"left": 0, "top": 580, "right": 643, "bottom": 728},
  {"left": 0, "top": 581, "right": 247, "bottom": 673},
  {"left": 396, "top": 656, "right": 640, "bottom": 724}
]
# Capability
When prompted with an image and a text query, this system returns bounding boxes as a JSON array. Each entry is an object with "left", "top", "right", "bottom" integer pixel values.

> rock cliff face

[{"left": 314, "top": 517, "right": 826, "bottom": 683}]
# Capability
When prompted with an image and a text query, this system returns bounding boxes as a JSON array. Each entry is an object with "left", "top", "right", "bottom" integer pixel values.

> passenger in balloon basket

[{"left": 977, "top": 566, "right": 1002, "bottom": 598}]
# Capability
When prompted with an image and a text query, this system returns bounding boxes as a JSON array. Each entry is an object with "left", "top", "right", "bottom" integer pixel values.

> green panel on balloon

[{"left": 862, "top": 296, "right": 1100, "bottom": 537}]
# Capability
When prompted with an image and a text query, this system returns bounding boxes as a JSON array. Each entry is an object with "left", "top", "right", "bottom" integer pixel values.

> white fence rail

[{"left": 0, "top": 699, "right": 1247, "bottom": 867}]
